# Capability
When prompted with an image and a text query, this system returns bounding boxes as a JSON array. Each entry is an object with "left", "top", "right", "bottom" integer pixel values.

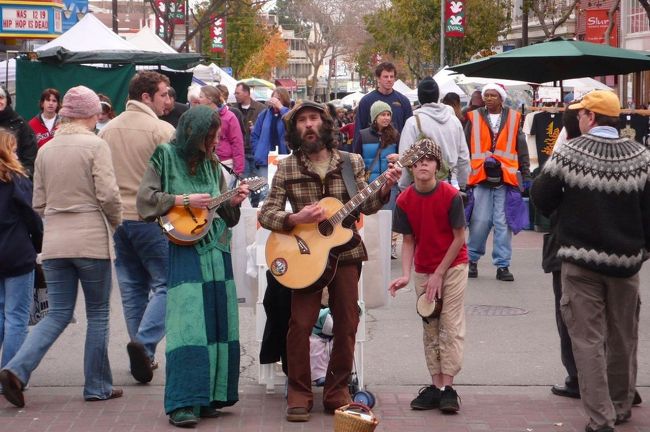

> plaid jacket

[{"left": 259, "top": 149, "right": 387, "bottom": 263}]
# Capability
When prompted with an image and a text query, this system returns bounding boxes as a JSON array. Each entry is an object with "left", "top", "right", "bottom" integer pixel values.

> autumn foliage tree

[
  {"left": 198, "top": 0, "right": 271, "bottom": 77},
  {"left": 240, "top": 31, "right": 290, "bottom": 79}
]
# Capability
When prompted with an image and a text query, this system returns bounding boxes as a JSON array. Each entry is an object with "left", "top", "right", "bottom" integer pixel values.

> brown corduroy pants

[{"left": 286, "top": 263, "right": 360, "bottom": 411}]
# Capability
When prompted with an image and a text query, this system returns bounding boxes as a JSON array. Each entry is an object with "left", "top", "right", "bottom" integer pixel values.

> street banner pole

[{"left": 440, "top": 1, "right": 445, "bottom": 69}]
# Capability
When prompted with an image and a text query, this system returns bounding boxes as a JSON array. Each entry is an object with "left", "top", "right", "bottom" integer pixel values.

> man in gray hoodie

[{"left": 398, "top": 77, "right": 470, "bottom": 191}]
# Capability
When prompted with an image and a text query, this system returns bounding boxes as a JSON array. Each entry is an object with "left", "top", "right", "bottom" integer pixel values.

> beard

[{"left": 300, "top": 130, "right": 325, "bottom": 154}]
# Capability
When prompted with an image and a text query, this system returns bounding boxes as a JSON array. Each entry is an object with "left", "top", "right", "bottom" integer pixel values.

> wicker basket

[{"left": 333, "top": 403, "right": 379, "bottom": 432}]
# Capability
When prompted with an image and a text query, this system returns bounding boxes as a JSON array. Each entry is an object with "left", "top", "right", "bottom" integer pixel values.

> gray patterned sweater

[{"left": 531, "top": 132, "right": 650, "bottom": 278}]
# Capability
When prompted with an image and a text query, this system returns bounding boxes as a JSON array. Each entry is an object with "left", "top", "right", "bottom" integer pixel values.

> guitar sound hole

[{"left": 318, "top": 220, "right": 334, "bottom": 236}]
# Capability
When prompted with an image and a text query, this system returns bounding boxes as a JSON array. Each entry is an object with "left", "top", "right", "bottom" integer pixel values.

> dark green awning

[
  {"left": 36, "top": 47, "right": 202, "bottom": 70},
  {"left": 450, "top": 39, "right": 650, "bottom": 83}
]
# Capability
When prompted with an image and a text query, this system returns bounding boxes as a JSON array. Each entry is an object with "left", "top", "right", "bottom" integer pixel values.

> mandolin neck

[{"left": 207, "top": 189, "right": 237, "bottom": 210}]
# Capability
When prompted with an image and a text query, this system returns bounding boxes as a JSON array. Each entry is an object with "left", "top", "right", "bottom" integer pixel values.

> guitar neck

[{"left": 328, "top": 161, "right": 403, "bottom": 226}]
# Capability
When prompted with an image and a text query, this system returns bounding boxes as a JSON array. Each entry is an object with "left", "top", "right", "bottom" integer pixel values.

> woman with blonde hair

[
  {"left": 0, "top": 86, "right": 123, "bottom": 408},
  {"left": 0, "top": 129, "right": 42, "bottom": 379}
]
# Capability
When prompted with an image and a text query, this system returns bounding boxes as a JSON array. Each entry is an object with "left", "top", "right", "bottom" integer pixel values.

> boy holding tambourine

[{"left": 389, "top": 138, "right": 469, "bottom": 414}]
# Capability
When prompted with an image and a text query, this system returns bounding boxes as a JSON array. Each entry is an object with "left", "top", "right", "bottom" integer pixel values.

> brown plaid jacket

[{"left": 258, "top": 149, "right": 387, "bottom": 263}]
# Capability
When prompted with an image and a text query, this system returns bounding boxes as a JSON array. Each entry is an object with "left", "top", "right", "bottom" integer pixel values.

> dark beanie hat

[{"left": 418, "top": 76, "right": 439, "bottom": 104}]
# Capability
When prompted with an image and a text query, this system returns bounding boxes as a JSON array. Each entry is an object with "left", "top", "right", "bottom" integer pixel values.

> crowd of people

[{"left": 0, "top": 61, "right": 647, "bottom": 432}]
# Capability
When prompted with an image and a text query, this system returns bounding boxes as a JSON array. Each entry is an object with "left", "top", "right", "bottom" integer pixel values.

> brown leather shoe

[
  {"left": 0, "top": 369, "right": 24, "bottom": 408},
  {"left": 286, "top": 407, "right": 310, "bottom": 422}
]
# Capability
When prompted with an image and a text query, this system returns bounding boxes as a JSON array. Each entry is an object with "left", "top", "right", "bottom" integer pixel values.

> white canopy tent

[
  {"left": 191, "top": 63, "right": 240, "bottom": 103},
  {"left": 341, "top": 91, "right": 365, "bottom": 107},
  {"left": 127, "top": 26, "right": 177, "bottom": 54},
  {"left": 36, "top": 14, "right": 139, "bottom": 52},
  {"left": 431, "top": 66, "right": 470, "bottom": 103}
]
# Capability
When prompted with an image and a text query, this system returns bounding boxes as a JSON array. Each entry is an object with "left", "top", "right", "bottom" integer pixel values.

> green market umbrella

[
  {"left": 449, "top": 38, "right": 650, "bottom": 84},
  {"left": 241, "top": 77, "right": 276, "bottom": 89}
]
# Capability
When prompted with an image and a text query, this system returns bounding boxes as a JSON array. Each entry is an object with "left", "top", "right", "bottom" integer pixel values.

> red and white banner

[
  {"left": 445, "top": 0, "right": 465, "bottom": 38},
  {"left": 210, "top": 15, "right": 226, "bottom": 53},
  {"left": 585, "top": 9, "right": 618, "bottom": 47}
]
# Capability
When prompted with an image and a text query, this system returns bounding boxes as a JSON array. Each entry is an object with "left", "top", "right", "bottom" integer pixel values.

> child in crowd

[{"left": 389, "top": 138, "right": 468, "bottom": 413}]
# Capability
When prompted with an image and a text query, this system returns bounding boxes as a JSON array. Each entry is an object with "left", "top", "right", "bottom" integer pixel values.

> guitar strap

[{"left": 339, "top": 150, "right": 358, "bottom": 197}]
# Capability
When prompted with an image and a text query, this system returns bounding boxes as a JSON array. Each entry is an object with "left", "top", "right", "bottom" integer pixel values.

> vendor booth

[{"left": 13, "top": 13, "right": 201, "bottom": 118}]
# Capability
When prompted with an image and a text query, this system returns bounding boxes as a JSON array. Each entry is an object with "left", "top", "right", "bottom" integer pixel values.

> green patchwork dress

[{"left": 147, "top": 119, "right": 241, "bottom": 414}]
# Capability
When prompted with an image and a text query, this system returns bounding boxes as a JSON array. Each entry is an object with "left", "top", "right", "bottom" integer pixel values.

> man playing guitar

[{"left": 258, "top": 100, "right": 401, "bottom": 422}]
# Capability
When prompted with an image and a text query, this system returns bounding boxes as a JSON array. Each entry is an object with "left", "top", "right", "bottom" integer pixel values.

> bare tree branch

[
  {"left": 603, "top": 0, "right": 621, "bottom": 46},
  {"left": 530, "top": 0, "right": 579, "bottom": 38}
]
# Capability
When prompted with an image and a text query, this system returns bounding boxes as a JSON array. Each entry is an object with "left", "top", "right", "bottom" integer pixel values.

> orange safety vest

[{"left": 467, "top": 109, "right": 521, "bottom": 187}]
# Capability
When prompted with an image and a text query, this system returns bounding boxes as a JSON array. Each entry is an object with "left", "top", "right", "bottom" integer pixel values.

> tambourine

[{"left": 416, "top": 293, "right": 442, "bottom": 323}]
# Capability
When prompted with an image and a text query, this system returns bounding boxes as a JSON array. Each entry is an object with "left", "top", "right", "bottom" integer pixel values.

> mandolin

[
  {"left": 158, "top": 177, "right": 267, "bottom": 246},
  {"left": 265, "top": 143, "right": 428, "bottom": 292}
]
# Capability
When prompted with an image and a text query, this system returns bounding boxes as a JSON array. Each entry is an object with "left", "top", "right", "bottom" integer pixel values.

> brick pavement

[{"left": 0, "top": 385, "right": 648, "bottom": 432}]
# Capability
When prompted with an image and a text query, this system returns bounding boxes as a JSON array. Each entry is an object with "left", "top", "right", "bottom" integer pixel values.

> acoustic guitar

[
  {"left": 158, "top": 177, "right": 267, "bottom": 246},
  {"left": 265, "top": 143, "right": 428, "bottom": 292}
]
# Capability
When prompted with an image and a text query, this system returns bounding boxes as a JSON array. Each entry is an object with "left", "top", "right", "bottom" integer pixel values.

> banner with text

[
  {"left": 210, "top": 15, "right": 226, "bottom": 53},
  {"left": 445, "top": 0, "right": 465, "bottom": 37},
  {"left": 585, "top": 9, "right": 618, "bottom": 47}
]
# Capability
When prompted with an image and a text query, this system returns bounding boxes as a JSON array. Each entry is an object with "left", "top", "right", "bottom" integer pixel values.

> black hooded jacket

[{"left": 0, "top": 105, "right": 38, "bottom": 177}]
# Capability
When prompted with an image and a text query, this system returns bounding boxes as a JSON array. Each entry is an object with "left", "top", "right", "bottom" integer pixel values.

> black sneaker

[
  {"left": 439, "top": 386, "right": 460, "bottom": 413},
  {"left": 496, "top": 267, "right": 514, "bottom": 281},
  {"left": 468, "top": 262, "right": 478, "bottom": 278},
  {"left": 410, "top": 385, "right": 440, "bottom": 410},
  {"left": 633, "top": 390, "right": 642, "bottom": 405}
]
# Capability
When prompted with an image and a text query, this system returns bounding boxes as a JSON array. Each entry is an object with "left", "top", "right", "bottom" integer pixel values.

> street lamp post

[{"left": 440, "top": 0, "right": 445, "bottom": 67}]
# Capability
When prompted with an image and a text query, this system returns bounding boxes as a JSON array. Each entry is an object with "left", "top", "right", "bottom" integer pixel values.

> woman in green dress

[{"left": 137, "top": 105, "right": 249, "bottom": 427}]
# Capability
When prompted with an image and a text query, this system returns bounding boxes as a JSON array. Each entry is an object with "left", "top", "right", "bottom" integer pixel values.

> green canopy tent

[
  {"left": 449, "top": 38, "right": 650, "bottom": 84},
  {"left": 16, "top": 47, "right": 202, "bottom": 120}
]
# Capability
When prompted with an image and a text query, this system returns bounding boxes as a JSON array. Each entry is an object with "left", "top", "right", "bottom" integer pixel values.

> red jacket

[{"left": 28, "top": 114, "right": 59, "bottom": 148}]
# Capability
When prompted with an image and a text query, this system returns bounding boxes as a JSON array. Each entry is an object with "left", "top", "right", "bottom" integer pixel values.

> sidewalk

[{"left": 1, "top": 384, "right": 648, "bottom": 431}]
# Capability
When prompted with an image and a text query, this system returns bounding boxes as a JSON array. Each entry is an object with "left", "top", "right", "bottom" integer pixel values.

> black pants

[{"left": 553, "top": 270, "right": 577, "bottom": 382}]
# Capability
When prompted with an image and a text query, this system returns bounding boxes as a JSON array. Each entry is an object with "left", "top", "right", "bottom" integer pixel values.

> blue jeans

[
  {"left": 0, "top": 270, "right": 34, "bottom": 367},
  {"left": 247, "top": 164, "right": 268, "bottom": 208},
  {"left": 467, "top": 184, "right": 512, "bottom": 268},
  {"left": 4, "top": 259, "right": 114, "bottom": 399},
  {"left": 243, "top": 154, "right": 256, "bottom": 179},
  {"left": 114, "top": 221, "right": 168, "bottom": 360}
]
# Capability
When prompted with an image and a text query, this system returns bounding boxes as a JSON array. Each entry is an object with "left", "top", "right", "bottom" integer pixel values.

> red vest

[{"left": 396, "top": 182, "right": 468, "bottom": 274}]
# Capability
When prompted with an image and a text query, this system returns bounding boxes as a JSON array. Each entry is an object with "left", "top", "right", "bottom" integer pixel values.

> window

[{"left": 625, "top": 0, "right": 650, "bottom": 34}]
